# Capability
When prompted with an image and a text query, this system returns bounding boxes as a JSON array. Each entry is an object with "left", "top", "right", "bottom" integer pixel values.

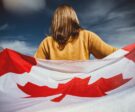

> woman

[{"left": 34, "top": 4, "right": 118, "bottom": 60}]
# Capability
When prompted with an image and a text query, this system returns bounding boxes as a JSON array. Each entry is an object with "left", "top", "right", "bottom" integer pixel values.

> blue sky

[{"left": 0, "top": 0, "right": 135, "bottom": 55}]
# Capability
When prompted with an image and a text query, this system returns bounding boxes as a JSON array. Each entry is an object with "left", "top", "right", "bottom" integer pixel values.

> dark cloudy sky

[{"left": 0, "top": 0, "right": 135, "bottom": 55}]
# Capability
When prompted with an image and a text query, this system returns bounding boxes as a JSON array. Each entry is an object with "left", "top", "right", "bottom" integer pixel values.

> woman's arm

[
  {"left": 89, "top": 32, "right": 118, "bottom": 59},
  {"left": 34, "top": 39, "right": 49, "bottom": 59}
]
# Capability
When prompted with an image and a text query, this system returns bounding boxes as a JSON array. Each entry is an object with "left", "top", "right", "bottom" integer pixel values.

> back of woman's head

[{"left": 50, "top": 4, "right": 82, "bottom": 47}]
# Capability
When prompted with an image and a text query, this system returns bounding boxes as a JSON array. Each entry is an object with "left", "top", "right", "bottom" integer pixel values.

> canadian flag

[{"left": 0, "top": 43, "right": 135, "bottom": 112}]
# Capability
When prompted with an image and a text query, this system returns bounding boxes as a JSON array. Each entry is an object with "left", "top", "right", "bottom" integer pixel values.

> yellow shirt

[{"left": 34, "top": 29, "right": 118, "bottom": 60}]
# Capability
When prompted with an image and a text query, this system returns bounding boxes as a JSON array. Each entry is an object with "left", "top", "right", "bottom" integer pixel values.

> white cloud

[
  {"left": 78, "top": 0, "right": 115, "bottom": 25},
  {"left": 0, "top": 24, "right": 8, "bottom": 31},
  {"left": 3, "top": 0, "right": 46, "bottom": 14},
  {"left": 76, "top": 0, "right": 135, "bottom": 48},
  {"left": 0, "top": 40, "right": 37, "bottom": 55},
  {"left": 106, "top": 30, "right": 135, "bottom": 48}
]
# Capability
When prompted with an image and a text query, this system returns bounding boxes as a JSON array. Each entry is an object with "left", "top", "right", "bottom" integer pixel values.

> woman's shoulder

[
  {"left": 79, "top": 29, "right": 101, "bottom": 43},
  {"left": 42, "top": 35, "right": 54, "bottom": 43},
  {"left": 79, "top": 29, "right": 97, "bottom": 40},
  {"left": 80, "top": 29, "right": 95, "bottom": 35}
]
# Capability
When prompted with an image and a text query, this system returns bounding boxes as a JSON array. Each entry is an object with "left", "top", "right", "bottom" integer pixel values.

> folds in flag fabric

[{"left": 0, "top": 43, "right": 135, "bottom": 112}]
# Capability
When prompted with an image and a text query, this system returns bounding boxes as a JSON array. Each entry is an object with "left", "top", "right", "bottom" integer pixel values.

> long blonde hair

[{"left": 50, "top": 4, "right": 82, "bottom": 48}]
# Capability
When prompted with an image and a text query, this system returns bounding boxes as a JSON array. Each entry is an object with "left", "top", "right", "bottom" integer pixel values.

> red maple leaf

[{"left": 17, "top": 74, "right": 131, "bottom": 102}]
